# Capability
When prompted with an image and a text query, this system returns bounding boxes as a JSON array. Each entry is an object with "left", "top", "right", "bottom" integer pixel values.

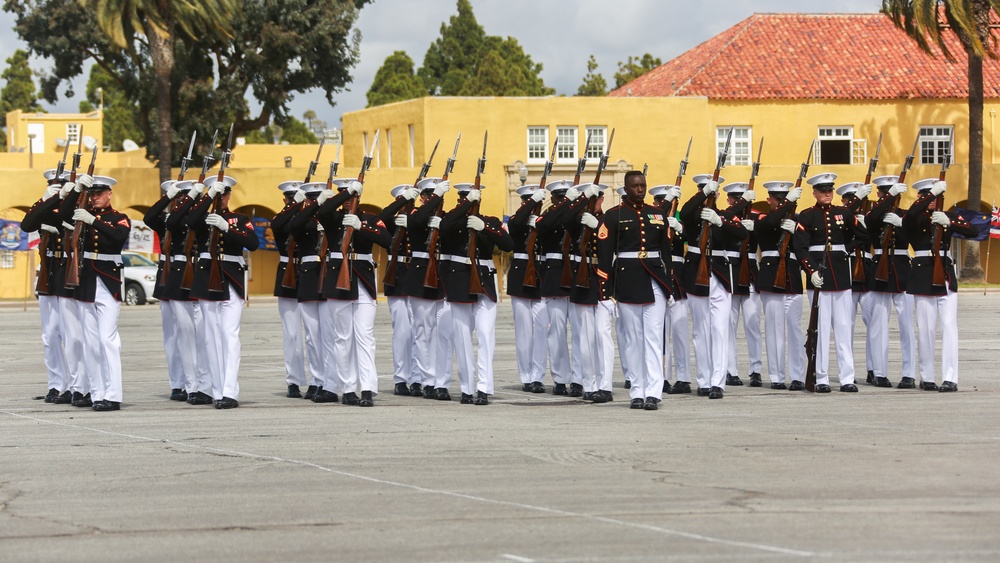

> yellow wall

[{"left": 4, "top": 110, "right": 104, "bottom": 158}]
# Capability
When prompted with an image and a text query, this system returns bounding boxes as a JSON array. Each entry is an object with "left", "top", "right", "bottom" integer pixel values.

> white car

[{"left": 122, "top": 251, "right": 159, "bottom": 305}]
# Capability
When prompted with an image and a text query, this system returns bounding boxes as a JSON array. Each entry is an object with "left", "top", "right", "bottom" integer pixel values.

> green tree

[
  {"left": 275, "top": 116, "right": 318, "bottom": 144},
  {"left": 577, "top": 54, "right": 608, "bottom": 96},
  {"left": 1, "top": 49, "right": 45, "bottom": 151},
  {"left": 302, "top": 109, "right": 316, "bottom": 129},
  {"left": 78, "top": 65, "right": 144, "bottom": 152},
  {"left": 613, "top": 53, "right": 662, "bottom": 89},
  {"left": 366, "top": 51, "right": 427, "bottom": 107},
  {"left": 882, "top": 0, "right": 998, "bottom": 279}
]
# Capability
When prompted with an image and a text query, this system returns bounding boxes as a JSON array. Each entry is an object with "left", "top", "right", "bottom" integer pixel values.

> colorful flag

[
  {"left": 0, "top": 220, "right": 29, "bottom": 250},
  {"left": 991, "top": 206, "right": 1000, "bottom": 239}
]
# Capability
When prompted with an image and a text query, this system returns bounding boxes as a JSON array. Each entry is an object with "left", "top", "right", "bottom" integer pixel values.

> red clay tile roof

[{"left": 608, "top": 13, "right": 1000, "bottom": 100}]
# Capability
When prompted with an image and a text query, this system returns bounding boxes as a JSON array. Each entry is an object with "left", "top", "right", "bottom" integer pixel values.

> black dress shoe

[
  {"left": 789, "top": 380, "right": 805, "bottom": 391},
  {"left": 643, "top": 397, "right": 659, "bottom": 410},
  {"left": 44, "top": 388, "right": 59, "bottom": 403},
  {"left": 553, "top": 383, "right": 568, "bottom": 395},
  {"left": 708, "top": 386, "right": 724, "bottom": 399},
  {"left": 749, "top": 373, "right": 763, "bottom": 387},
  {"left": 629, "top": 398, "right": 644, "bottom": 409},
  {"left": 393, "top": 382, "right": 410, "bottom": 396},
  {"left": 624, "top": 380, "right": 631, "bottom": 389},
  {"left": 897, "top": 377, "right": 916, "bottom": 389},
  {"left": 668, "top": 381, "right": 692, "bottom": 395},
  {"left": 592, "top": 390, "right": 610, "bottom": 403},
  {"left": 359, "top": 390, "right": 374, "bottom": 407},
  {"left": 840, "top": 384, "right": 858, "bottom": 392},
  {"left": 219, "top": 397, "right": 239, "bottom": 409},
  {"left": 435, "top": 388, "right": 452, "bottom": 401},
  {"left": 569, "top": 383, "right": 584, "bottom": 397},
  {"left": 312, "top": 389, "right": 339, "bottom": 403},
  {"left": 423, "top": 385, "right": 436, "bottom": 399},
  {"left": 53, "top": 390, "right": 72, "bottom": 404},
  {"left": 303, "top": 385, "right": 318, "bottom": 400},
  {"left": 287, "top": 384, "right": 303, "bottom": 398},
  {"left": 582, "top": 392, "right": 595, "bottom": 401},
  {"left": 866, "top": 370, "right": 876, "bottom": 385},
  {"left": 529, "top": 381, "right": 545, "bottom": 393},
  {"left": 521, "top": 383, "right": 531, "bottom": 392},
  {"left": 815, "top": 384, "right": 832, "bottom": 393},
  {"left": 474, "top": 391, "right": 489, "bottom": 405},
  {"left": 874, "top": 376, "right": 893, "bottom": 388},
  {"left": 341, "top": 392, "right": 360, "bottom": 406},
  {"left": 770, "top": 382, "right": 787, "bottom": 390},
  {"left": 187, "top": 391, "right": 213, "bottom": 405},
  {"left": 93, "top": 400, "right": 120, "bottom": 411},
  {"left": 939, "top": 381, "right": 958, "bottom": 392},
  {"left": 72, "top": 393, "right": 92, "bottom": 407},
  {"left": 919, "top": 381, "right": 939, "bottom": 391},
  {"left": 169, "top": 388, "right": 186, "bottom": 401},
  {"left": 460, "top": 393, "right": 474, "bottom": 404},
  {"left": 726, "top": 374, "right": 744, "bottom": 386},
  {"left": 409, "top": 383, "right": 423, "bottom": 396},
  {"left": 696, "top": 387, "right": 711, "bottom": 397},
  {"left": 214, "top": 400, "right": 223, "bottom": 409}
]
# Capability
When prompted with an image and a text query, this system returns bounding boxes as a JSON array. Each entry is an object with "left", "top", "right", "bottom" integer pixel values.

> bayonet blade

[
  {"left": 478, "top": 130, "right": 488, "bottom": 175},
  {"left": 718, "top": 126, "right": 735, "bottom": 170},
  {"left": 426, "top": 139, "right": 440, "bottom": 168},
  {"left": 333, "top": 142, "right": 342, "bottom": 177},
  {"left": 750, "top": 137, "right": 764, "bottom": 179},
  {"left": 800, "top": 139, "right": 815, "bottom": 179},
  {"left": 185, "top": 130, "right": 197, "bottom": 161},
  {"left": 873, "top": 132, "right": 882, "bottom": 160},
  {"left": 642, "top": 163, "right": 648, "bottom": 177},
  {"left": 450, "top": 132, "right": 462, "bottom": 160}
]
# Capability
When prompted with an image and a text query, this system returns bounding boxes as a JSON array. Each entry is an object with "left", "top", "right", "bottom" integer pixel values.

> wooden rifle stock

[
  {"left": 65, "top": 147, "right": 97, "bottom": 289},
  {"left": 736, "top": 202, "right": 753, "bottom": 288},
  {"left": 335, "top": 195, "right": 358, "bottom": 291},
  {"left": 930, "top": 173, "right": 948, "bottom": 287},
  {"left": 382, "top": 200, "right": 411, "bottom": 287},
  {"left": 466, "top": 199, "right": 484, "bottom": 294},
  {"left": 520, "top": 185, "right": 546, "bottom": 289},
  {"left": 207, "top": 189, "right": 225, "bottom": 292},
  {"left": 873, "top": 194, "right": 901, "bottom": 283},
  {"left": 694, "top": 192, "right": 717, "bottom": 288},
  {"left": 280, "top": 203, "right": 303, "bottom": 289},
  {"left": 574, "top": 195, "right": 599, "bottom": 289},
  {"left": 804, "top": 283, "right": 822, "bottom": 392}
]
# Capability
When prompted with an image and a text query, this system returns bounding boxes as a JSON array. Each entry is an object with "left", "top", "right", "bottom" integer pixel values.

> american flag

[{"left": 992, "top": 206, "right": 1000, "bottom": 239}]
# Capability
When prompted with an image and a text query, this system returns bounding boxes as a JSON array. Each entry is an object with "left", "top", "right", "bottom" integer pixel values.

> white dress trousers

[
  {"left": 166, "top": 299, "right": 197, "bottom": 393},
  {"left": 408, "top": 297, "right": 441, "bottom": 388},
  {"left": 59, "top": 296, "right": 87, "bottom": 395},
  {"left": 688, "top": 275, "right": 732, "bottom": 389},
  {"left": 595, "top": 300, "right": 616, "bottom": 392},
  {"left": 760, "top": 292, "right": 806, "bottom": 384},
  {"left": 329, "top": 289, "right": 378, "bottom": 394},
  {"left": 728, "top": 290, "right": 763, "bottom": 377},
  {"left": 542, "top": 296, "right": 570, "bottom": 385},
  {"left": 277, "top": 296, "right": 307, "bottom": 387},
  {"left": 202, "top": 286, "right": 244, "bottom": 400},
  {"left": 299, "top": 300, "right": 325, "bottom": 388},
  {"left": 810, "top": 289, "right": 856, "bottom": 386},
  {"left": 852, "top": 291, "right": 875, "bottom": 374},
  {"left": 39, "top": 294, "right": 68, "bottom": 392},
  {"left": 914, "top": 291, "right": 959, "bottom": 384},
  {"left": 869, "top": 291, "right": 916, "bottom": 379},
  {"left": 617, "top": 280, "right": 667, "bottom": 400},
  {"left": 569, "top": 302, "right": 598, "bottom": 393},
  {"left": 511, "top": 296, "right": 547, "bottom": 384},
  {"left": 79, "top": 281, "right": 122, "bottom": 403},
  {"left": 451, "top": 296, "right": 497, "bottom": 395},
  {"left": 387, "top": 296, "right": 419, "bottom": 385},
  {"left": 668, "top": 297, "right": 692, "bottom": 383}
]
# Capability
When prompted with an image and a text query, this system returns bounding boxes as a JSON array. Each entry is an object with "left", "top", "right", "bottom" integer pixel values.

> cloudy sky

[{"left": 1, "top": 0, "right": 877, "bottom": 131}]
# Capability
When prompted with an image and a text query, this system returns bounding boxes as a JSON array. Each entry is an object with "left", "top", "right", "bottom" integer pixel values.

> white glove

[
  {"left": 930, "top": 181, "right": 947, "bottom": 197},
  {"left": 741, "top": 219, "right": 755, "bottom": 232},
  {"left": 77, "top": 174, "right": 94, "bottom": 190},
  {"left": 347, "top": 180, "right": 363, "bottom": 196},
  {"left": 781, "top": 219, "right": 796, "bottom": 233},
  {"left": 581, "top": 212, "right": 599, "bottom": 229},
  {"left": 317, "top": 189, "right": 334, "bottom": 205},
  {"left": 293, "top": 189, "right": 306, "bottom": 204},
  {"left": 702, "top": 180, "right": 719, "bottom": 196},
  {"left": 664, "top": 186, "right": 682, "bottom": 202},
  {"left": 166, "top": 184, "right": 181, "bottom": 200},
  {"left": 883, "top": 212, "right": 902, "bottom": 227},
  {"left": 700, "top": 207, "right": 722, "bottom": 227},
  {"left": 43, "top": 185, "right": 61, "bottom": 200},
  {"left": 428, "top": 216, "right": 442, "bottom": 229},
  {"left": 786, "top": 187, "right": 802, "bottom": 202},
  {"left": 401, "top": 187, "right": 419, "bottom": 201},
  {"left": 583, "top": 184, "right": 601, "bottom": 200},
  {"left": 857, "top": 215, "right": 867, "bottom": 229},
  {"left": 62, "top": 222, "right": 74, "bottom": 231},
  {"left": 667, "top": 216, "right": 683, "bottom": 234},
  {"left": 40, "top": 224, "right": 59, "bottom": 234},
  {"left": 342, "top": 213, "right": 362, "bottom": 230},
  {"left": 564, "top": 187, "right": 582, "bottom": 201},
  {"left": 857, "top": 184, "right": 873, "bottom": 199},
  {"left": 530, "top": 189, "right": 546, "bottom": 203},
  {"left": 741, "top": 190, "right": 756, "bottom": 203},
  {"left": 931, "top": 211, "right": 951, "bottom": 227},
  {"left": 190, "top": 182, "right": 205, "bottom": 198},
  {"left": 810, "top": 271, "right": 824, "bottom": 288},
  {"left": 207, "top": 181, "right": 226, "bottom": 199},
  {"left": 432, "top": 180, "right": 450, "bottom": 197},
  {"left": 394, "top": 215, "right": 408, "bottom": 228},
  {"left": 59, "top": 182, "right": 77, "bottom": 198},
  {"left": 316, "top": 222, "right": 325, "bottom": 233},
  {"left": 467, "top": 215, "right": 485, "bottom": 231},
  {"left": 73, "top": 208, "right": 96, "bottom": 225},
  {"left": 465, "top": 189, "right": 481, "bottom": 203},
  {"left": 888, "top": 183, "right": 907, "bottom": 197},
  {"left": 527, "top": 215, "right": 538, "bottom": 228},
  {"left": 205, "top": 213, "right": 229, "bottom": 232}
]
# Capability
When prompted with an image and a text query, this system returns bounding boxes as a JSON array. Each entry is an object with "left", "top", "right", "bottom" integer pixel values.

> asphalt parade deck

[{"left": 2, "top": 293, "right": 999, "bottom": 561}]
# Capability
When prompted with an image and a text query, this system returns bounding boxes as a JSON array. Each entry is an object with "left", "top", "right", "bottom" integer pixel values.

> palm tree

[
  {"left": 80, "top": 0, "right": 239, "bottom": 181},
  {"left": 882, "top": 0, "right": 999, "bottom": 278}
]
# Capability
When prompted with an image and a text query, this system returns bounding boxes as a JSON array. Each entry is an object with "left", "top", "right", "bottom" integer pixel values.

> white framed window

[
  {"left": 527, "top": 126, "right": 548, "bottom": 163},
  {"left": 716, "top": 126, "right": 752, "bottom": 166},
  {"left": 816, "top": 126, "right": 854, "bottom": 165},
  {"left": 386, "top": 128, "right": 392, "bottom": 168},
  {"left": 919, "top": 126, "right": 954, "bottom": 165},
  {"left": 555, "top": 126, "right": 577, "bottom": 162},
  {"left": 408, "top": 125, "right": 415, "bottom": 167},
  {"left": 585, "top": 126, "right": 606, "bottom": 159},
  {"left": 0, "top": 250, "right": 14, "bottom": 269},
  {"left": 66, "top": 123, "right": 80, "bottom": 146}
]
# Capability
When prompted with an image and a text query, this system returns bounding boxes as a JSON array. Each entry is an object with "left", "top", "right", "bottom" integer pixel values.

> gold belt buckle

[{"left": 638, "top": 250, "right": 647, "bottom": 259}]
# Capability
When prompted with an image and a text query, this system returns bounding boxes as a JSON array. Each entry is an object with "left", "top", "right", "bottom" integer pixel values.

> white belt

[
  {"left": 442, "top": 254, "right": 495, "bottom": 268},
  {"left": 542, "top": 253, "right": 564, "bottom": 261},
  {"left": 873, "top": 249, "right": 910, "bottom": 256},
  {"left": 568, "top": 254, "right": 582, "bottom": 263},
  {"left": 300, "top": 255, "right": 321, "bottom": 263},
  {"left": 198, "top": 252, "right": 245, "bottom": 265},
  {"left": 809, "top": 244, "right": 846, "bottom": 253},
  {"left": 618, "top": 251, "right": 660, "bottom": 259},
  {"left": 760, "top": 251, "right": 799, "bottom": 261},
  {"left": 329, "top": 252, "right": 374, "bottom": 263},
  {"left": 82, "top": 252, "right": 122, "bottom": 264},
  {"left": 279, "top": 256, "right": 289, "bottom": 263},
  {"left": 913, "top": 250, "right": 951, "bottom": 258},
  {"left": 686, "top": 248, "right": 728, "bottom": 258},
  {"left": 857, "top": 251, "right": 872, "bottom": 260},
  {"left": 672, "top": 255, "right": 684, "bottom": 263},
  {"left": 396, "top": 256, "right": 409, "bottom": 263},
  {"left": 45, "top": 251, "right": 63, "bottom": 258},
  {"left": 411, "top": 251, "right": 431, "bottom": 259},
  {"left": 513, "top": 253, "right": 531, "bottom": 260},
  {"left": 172, "top": 254, "right": 188, "bottom": 261},
  {"left": 159, "top": 255, "right": 166, "bottom": 262}
]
